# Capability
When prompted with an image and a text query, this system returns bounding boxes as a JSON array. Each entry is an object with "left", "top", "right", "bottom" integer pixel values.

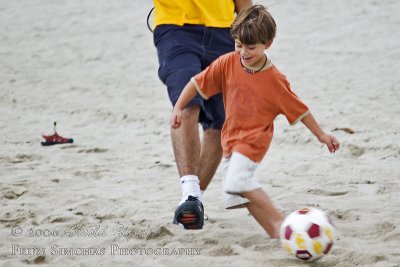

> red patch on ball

[
  {"left": 307, "top": 223, "right": 320, "bottom": 238},
  {"left": 298, "top": 208, "right": 310, "bottom": 215}
]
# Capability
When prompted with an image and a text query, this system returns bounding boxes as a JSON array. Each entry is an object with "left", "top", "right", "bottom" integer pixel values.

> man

[{"left": 153, "top": 0, "right": 252, "bottom": 229}]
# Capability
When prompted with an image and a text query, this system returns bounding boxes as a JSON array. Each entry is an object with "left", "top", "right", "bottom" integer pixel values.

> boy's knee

[{"left": 223, "top": 152, "right": 260, "bottom": 193}]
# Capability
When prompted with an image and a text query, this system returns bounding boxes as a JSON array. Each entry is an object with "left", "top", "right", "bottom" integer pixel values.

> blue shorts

[{"left": 154, "top": 24, "right": 234, "bottom": 130}]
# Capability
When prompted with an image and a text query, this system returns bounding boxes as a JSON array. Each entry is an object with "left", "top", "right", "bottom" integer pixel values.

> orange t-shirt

[{"left": 191, "top": 52, "right": 310, "bottom": 162}]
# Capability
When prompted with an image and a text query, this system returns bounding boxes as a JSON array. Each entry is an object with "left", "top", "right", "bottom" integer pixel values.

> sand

[{"left": 0, "top": 0, "right": 399, "bottom": 266}]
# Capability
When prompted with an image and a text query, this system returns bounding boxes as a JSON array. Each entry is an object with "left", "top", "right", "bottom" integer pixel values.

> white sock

[{"left": 180, "top": 175, "right": 202, "bottom": 204}]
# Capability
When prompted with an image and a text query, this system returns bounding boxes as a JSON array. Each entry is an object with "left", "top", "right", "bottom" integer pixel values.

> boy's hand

[
  {"left": 170, "top": 108, "right": 182, "bottom": 128},
  {"left": 318, "top": 134, "right": 340, "bottom": 153}
]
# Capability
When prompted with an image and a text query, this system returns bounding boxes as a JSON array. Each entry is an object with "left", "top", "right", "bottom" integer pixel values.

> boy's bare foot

[{"left": 270, "top": 218, "right": 283, "bottom": 239}]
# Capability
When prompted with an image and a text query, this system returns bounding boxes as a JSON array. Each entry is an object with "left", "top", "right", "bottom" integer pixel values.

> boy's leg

[
  {"left": 241, "top": 189, "right": 284, "bottom": 238},
  {"left": 222, "top": 152, "right": 283, "bottom": 237},
  {"left": 221, "top": 155, "right": 251, "bottom": 209}
]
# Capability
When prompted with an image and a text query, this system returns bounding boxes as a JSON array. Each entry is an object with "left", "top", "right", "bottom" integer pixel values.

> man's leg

[
  {"left": 171, "top": 105, "right": 223, "bottom": 229},
  {"left": 198, "top": 128, "right": 223, "bottom": 191},
  {"left": 154, "top": 25, "right": 213, "bottom": 229},
  {"left": 171, "top": 105, "right": 205, "bottom": 230},
  {"left": 171, "top": 106, "right": 223, "bottom": 191},
  {"left": 171, "top": 105, "right": 201, "bottom": 178}
]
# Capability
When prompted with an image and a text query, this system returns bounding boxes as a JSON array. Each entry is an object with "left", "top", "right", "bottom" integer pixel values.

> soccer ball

[{"left": 280, "top": 207, "right": 335, "bottom": 262}]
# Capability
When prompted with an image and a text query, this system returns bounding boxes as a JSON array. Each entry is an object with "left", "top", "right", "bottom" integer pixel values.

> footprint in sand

[
  {"left": 203, "top": 238, "right": 219, "bottom": 245},
  {"left": 150, "top": 161, "right": 173, "bottom": 169},
  {"left": 43, "top": 214, "right": 75, "bottom": 224},
  {"left": 384, "top": 232, "right": 400, "bottom": 242},
  {"left": 78, "top": 148, "right": 108, "bottom": 153},
  {"left": 347, "top": 144, "right": 365, "bottom": 157},
  {"left": 22, "top": 256, "right": 47, "bottom": 265},
  {"left": 307, "top": 188, "right": 349, "bottom": 196},
  {"left": 112, "top": 224, "right": 173, "bottom": 241},
  {"left": 334, "top": 249, "right": 388, "bottom": 265},
  {"left": 207, "top": 245, "right": 237, "bottom": 256},
  {"left": 5, "top": 154, "right": 39, "bottom": 164},
  {"left": 0, "top": 209, "right": 35, "bottom": 227},
  {"left": 372, "top": 221, "right": 396, "bottom": 237},
  {"left": 239, "top": 234, "right": 267, "bottom": 248},
  {"left": 93, "top": 213, "right": 117, "bottom": 221},
  {"left": 1, "top": 186, "right": 27, "bottom": 199},
  {"left": 328, "top": 209, "right": 359, "bottom": 221}
]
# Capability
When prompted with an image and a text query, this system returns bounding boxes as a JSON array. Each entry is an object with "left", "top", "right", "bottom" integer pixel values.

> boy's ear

[{"left": 265, "top": 41, "right": 273, "bottom": 49}]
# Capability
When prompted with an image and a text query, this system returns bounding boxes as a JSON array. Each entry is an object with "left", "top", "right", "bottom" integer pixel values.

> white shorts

[{"left": 221, "top": 151, "right": 261, "bottom": 209}]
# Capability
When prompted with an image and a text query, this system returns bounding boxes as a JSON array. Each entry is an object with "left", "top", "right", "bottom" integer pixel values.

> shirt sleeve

[
  {"left": 277, "top": 78, "right": 310, "bottom": 125},
  {"left": 191, "top": 57, "right": 224, "bottom": 99}
]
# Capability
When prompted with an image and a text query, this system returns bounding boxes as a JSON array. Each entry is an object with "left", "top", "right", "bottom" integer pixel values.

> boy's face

[{"left": 234, "top": 39, "right": 272, "bottom": 68}]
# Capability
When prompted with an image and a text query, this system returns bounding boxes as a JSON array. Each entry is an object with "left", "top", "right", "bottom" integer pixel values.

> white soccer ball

[{"left": 280, "top": 207, "right": 335, "bottom": 262}]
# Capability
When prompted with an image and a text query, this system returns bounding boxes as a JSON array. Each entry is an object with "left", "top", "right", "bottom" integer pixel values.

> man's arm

[{"left": 234, "top": 0, "right": 253, "bottom": 13}]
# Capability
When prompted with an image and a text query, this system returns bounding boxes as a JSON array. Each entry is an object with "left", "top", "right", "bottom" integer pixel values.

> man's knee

[
  {"left": 204, "top": 128, "right": 221, "bottom": 136},
  {"left": 180, "top": 105, "right": 200, "bottom": 121},
  {"left": 203, "top": 128, "right": 222, "bottom": 146}
]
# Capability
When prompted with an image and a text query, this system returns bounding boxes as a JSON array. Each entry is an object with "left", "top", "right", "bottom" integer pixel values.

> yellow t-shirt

[{"left": 154, "top": 0, "right": 236, "bottom": 28}]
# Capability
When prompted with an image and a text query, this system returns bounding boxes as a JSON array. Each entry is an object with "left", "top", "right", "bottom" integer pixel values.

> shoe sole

[{"left": 174, "top": 200, "right": 204, "bottom": 230}]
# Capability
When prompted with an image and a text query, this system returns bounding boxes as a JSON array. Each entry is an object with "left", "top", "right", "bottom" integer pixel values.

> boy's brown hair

[{"left": 230, "top": 5, "right": 276, "bottom": 45}]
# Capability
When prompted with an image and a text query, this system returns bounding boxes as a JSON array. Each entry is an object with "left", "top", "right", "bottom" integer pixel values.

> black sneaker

[{"left": 173, "top": 195, "right": 204, "bottom": 230}]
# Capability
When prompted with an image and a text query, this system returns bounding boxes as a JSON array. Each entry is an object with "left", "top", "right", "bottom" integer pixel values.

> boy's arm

[
  {"left": 170, "top": 81, "right": 198, "bottom": 128},
  {"left": 301, "top": 113, "right": 340, "bottom": 153}
]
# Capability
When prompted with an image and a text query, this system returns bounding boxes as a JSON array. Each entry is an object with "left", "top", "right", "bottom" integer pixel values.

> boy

[{"left": 171, "top": 5, "right": 340, "bottom": 238}]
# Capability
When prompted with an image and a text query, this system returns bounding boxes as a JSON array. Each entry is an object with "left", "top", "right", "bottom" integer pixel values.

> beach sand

[{"left": 0, "top": 0, "right": 399, "bottom": 266}]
